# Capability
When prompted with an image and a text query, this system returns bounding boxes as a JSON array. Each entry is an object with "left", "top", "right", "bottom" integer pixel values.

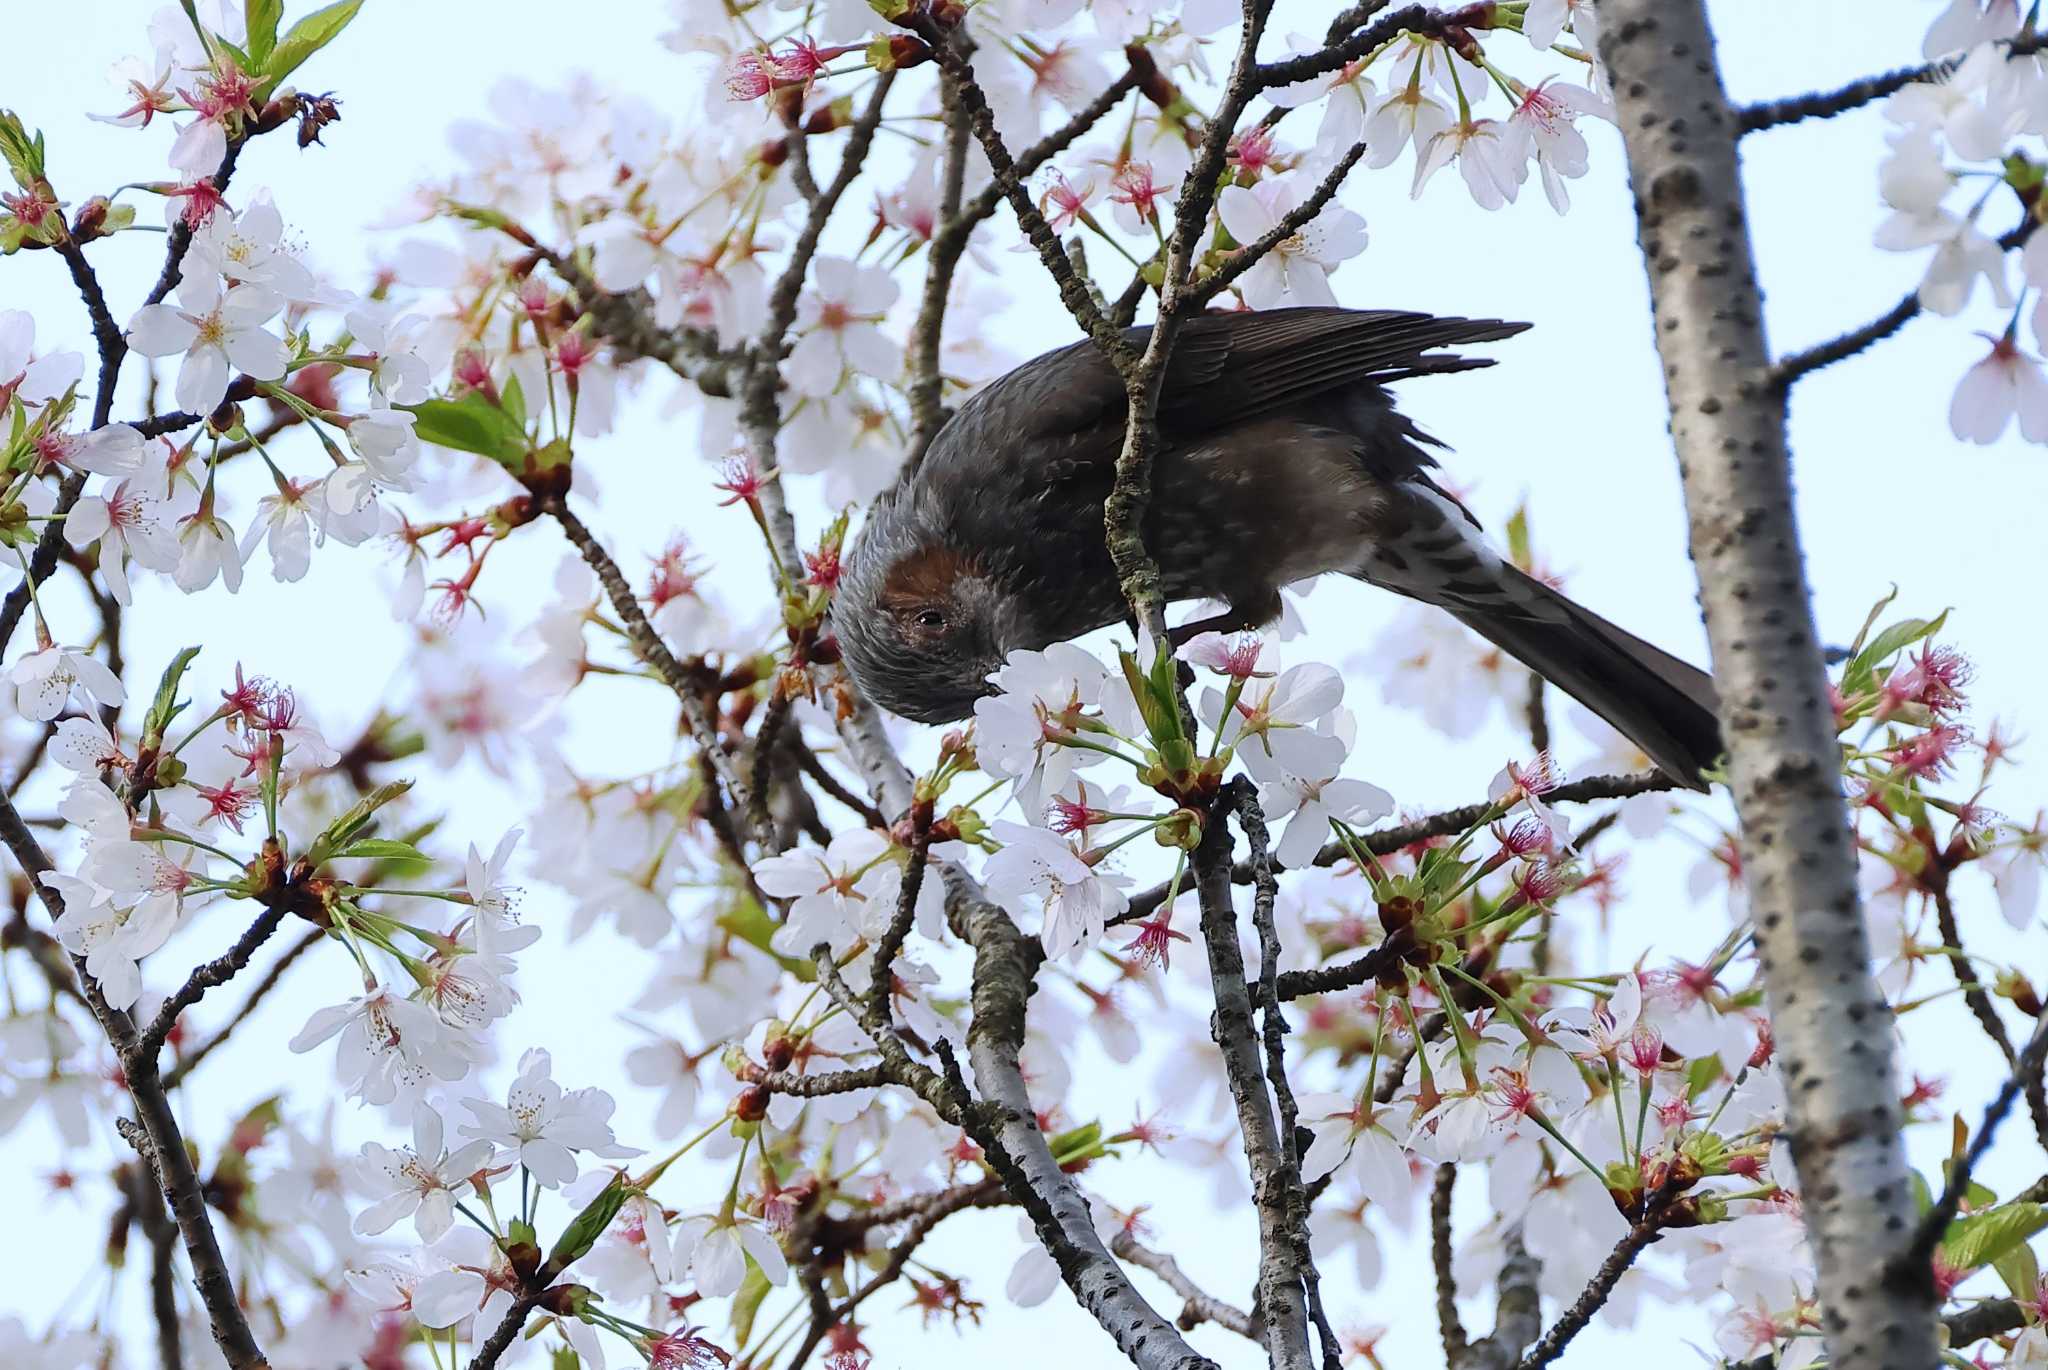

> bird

[{"left": 834, "top": 306, "right": 1723, "bottom": 791}]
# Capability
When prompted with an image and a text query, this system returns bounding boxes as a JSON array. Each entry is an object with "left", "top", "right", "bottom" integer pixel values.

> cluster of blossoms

[
  {"left": 2, "top": 0, "right": 2046, "bottom": 1367},
  {"left": 1877, "top": 2, "right": 2048, "bottom": 443}
]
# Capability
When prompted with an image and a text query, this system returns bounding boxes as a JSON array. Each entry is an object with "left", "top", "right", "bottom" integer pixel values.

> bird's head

[{"left": 835, "top": 501, "right": 1017, "bottom": 724}]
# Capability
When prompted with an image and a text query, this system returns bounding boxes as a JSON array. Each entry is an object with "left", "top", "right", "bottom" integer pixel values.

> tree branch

[
  {"left": 1, "top": 787, "right": 268, "bottom": 1366},
  {"left": 949, "top": 879, "right": 1217, "bottom": 1369},
  {"left": 1601, "top": 7, "right": 1934, "bottom": 1366},
  {"left": 1432, "top": 1164, "right": 1469, "bottom": 1364},
  {"left": 1192, "top": 794, "right": 1312, "bottom": 1370},
  {"left": 1466, "top": 1227, "right": 1542, "bottom": 1370},
  {"left": 462, "top": 1295, "right": 540, "bottom": 1370},
  {"left": 1110, "top": 1231, "right": 1260, "bottom": 1340},
  {"left": 137, "top": 906, "right": 289, "bottom": 1058},
  {"left": 1513, "top": 1196, "right": 1675, "bottom": 1370},
  {"left": 1769, "top": 219, "right": 2036, "bottom": 390},
  {"left": 162, "top": 927, "right": 324, "bottom": 1090},
  {"left": 1930, "top": 881, "right": 2048, "bottom": 1147},
  {"left": 1735, "top": 33, "right": 2048, "bottom": 134}
]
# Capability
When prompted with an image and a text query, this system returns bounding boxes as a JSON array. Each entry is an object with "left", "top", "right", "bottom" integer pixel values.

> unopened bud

[
  {"left": 70, "top": 197, "right": 109, "bottom": 241},
  {"left": 804, "top": 99, "right": 852, "bottom": 135},
  {"left": 734, "top": 1084, "right": 770, "bottom": 1121},
  {"left": 1124, "top": 44, "right": 1178, "bottom": 109}
]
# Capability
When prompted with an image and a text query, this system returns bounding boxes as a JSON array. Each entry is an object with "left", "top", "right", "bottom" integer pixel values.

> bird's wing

[
  {"left": 1153, "top": 307, "right": 1530, "bottom": 435},
  {"left": 971, "top": 307, "right": 1528, "bottom": 444}
]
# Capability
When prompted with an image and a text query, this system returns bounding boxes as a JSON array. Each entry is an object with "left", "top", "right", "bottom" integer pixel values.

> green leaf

[
  {"left": 543, "top": 1174, "right": 627, "bottom": 1277},
  {"left": 264, "top": 0, "right": 365, "bottom": 87},
  {"left": 499, "top": 372, "right": 527, "bottom": 429},
  {"left": 1995, "top": 1234, "right": 2041, "bottom": 1303},
  {"left": 1941, "top": 1202, "right": 2048, "bottom": 1272},
  {"left": 335, "top": 838, "right": 430, "bottom": 863},
  {"left": 245, "top": 0, "right": 284, "bottom": 65},
  {"left": 1504, "top": 502, "right": 1532, "bottom": 569},
  {"left": 141, "top": 647, "right": 203, "bottom": 751},
  {"left": 1843, "top": 609, "right": 1948, "bottom": 694},
  {"left": 305, "top": 779, "right": 413, "bottom": 866},
  {"left": 1049, "top": 1119, "right": 1103, "bottom": 1163},
  {"left": 401, "top": 394, "right": 529, "bottom": 466},
  {"left": 0, "top": 111, "right": 45, "bottom": 188},
  {"left": 730, "top": 1260, "right": 772, "bottom": 1344}
]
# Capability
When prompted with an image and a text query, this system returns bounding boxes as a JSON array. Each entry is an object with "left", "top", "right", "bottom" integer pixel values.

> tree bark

[{"left": 1598, "top": 6, "right": 1935, "bottom": 1367}]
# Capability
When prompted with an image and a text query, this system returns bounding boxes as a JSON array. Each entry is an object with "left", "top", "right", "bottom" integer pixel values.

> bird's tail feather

[{"left": 1446, "top": 570, "right": 1723, "bottom": 792}]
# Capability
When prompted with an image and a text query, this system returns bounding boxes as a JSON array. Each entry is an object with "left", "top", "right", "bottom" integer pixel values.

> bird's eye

[{"left": 913, "top": 608, "right": 947, "bottom": 631}]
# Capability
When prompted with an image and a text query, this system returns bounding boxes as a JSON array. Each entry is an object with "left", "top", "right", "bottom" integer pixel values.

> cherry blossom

[
  {"left": 784, "top": 256, "right": 901, "bottom": 396},
  {"left": 673, "top": 1209, "right": 790, "bottom": 1297},
  {"left": 1240, "top": 726, "right": 1395, "bottom": 867},
  {"left": 41, "top": 874, "right": 177, "bottom": 1010},
  {"left": 1949, "top": 332, "right": 2048, "bottom": 442},
  {"left": 1525, "top": 0, "right": 1601, "bottom": 51},
  {"left": 984, "top": 821, "right": 1131, "bottom": 962},
  {"left": 754, "top": 829, "right": 889, "bottom": 957},
  {"left": 66, "top": 476, "right": 183, "bottom": 604},
  {"left": 1215, "top": 175, "right": 1368, "bottom": 308},
  {"left": 459, "top": 1047, "right": 634, "bottom": 1186},
  {"left": 289, "top": 985, "right": 474, "bottom": 1105},
  {"left": 8, "top": 643, "right": 125, "bottom": 721},
  {"left": 188, "top": 196, "right": 316, "bottom": 299},
  {"left": 124, "top": 273, "right": 290, "bottom": 415},
  {"left": 351, "top": 1103, "right": 495, "bottom": 1242}
]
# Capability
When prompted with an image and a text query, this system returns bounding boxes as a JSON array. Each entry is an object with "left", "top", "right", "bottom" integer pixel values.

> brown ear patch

[{"left": 880, "top": 544, "right": 979, "bottom": 612}]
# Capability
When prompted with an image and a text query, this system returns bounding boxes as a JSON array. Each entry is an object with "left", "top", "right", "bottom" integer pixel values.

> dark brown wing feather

[
  {"left": 967, "top": 307, "right": 1531, "bottom": 449},
  {"left": 1155, "top": 308, "right": 1530, "bottom": 435}
]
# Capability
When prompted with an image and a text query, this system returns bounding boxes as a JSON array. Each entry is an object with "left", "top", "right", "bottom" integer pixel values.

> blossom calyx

[
  {"left": 866, "top": 36, "right": 933, "bottom": 74},
  {"left": 503, "top": 1218, "right": 544, "bottom": 1284},
  {"left": 1151, "top": 807, "right": 1204, "bottom": 851}
]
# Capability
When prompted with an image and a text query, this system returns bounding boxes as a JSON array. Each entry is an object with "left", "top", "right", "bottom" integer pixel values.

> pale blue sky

[{"left": 2, "top": 2, "right": 2043, "bottom": 1367}]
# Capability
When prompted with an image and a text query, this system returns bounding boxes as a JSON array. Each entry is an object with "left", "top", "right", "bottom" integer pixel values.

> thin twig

[
  {"left": 913, "top": 22, "right": 1131, "bottom": 361},
  {"left": 1736, "top": 33, "right": 2048, "bottom": 134},
  {"left": 1253, "top": 4, "right": 1465, "bottom": 88},
  {"left": 865, "top": 793, "right": 935, "bottom": 1021},
  {"left": 545, "top": 495, "right": 760, "bottom": 840},
  {"left": 462, "top": 1296, "right": 540, "bottom": 1370},
  {"left": 1513, "top": 1193, "right": 1677, "bottom": 1370},
  {"left": 1432, "top": 1164, "right": 1469, "bottom": 1363},
  {"left": 137, "top": 907, "right": 288, "bottom": 1058},
  {"left": 1111, "top": 1231, "right": 1260, "bottom": 1339},
  {"left": 1770, "top": 219, "right": 2038, "bottom": 389},
  {"left": 163, "top": 928, "right": 325, "bottom": 1089},
  {"left": 1930, "top": 881, "right": 2048, "bottom": 1146},
  {"left": 1235, "top": 781, "right": 1339, "bottom": 1367},
  {"left": 1904, "top": 1014, "right": 2048, "bottom": 1274},
  {"left": 1190, "top": 139, "right": 1367, "bottom": 308},
  {"left": 1117, "top": 771, "right": 1676, "bottom": 926}
]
